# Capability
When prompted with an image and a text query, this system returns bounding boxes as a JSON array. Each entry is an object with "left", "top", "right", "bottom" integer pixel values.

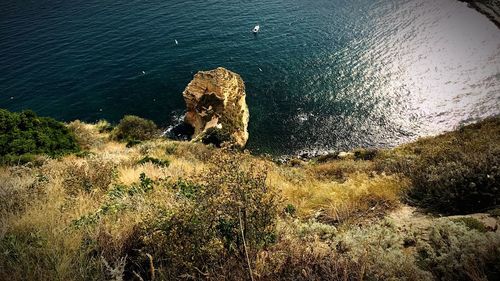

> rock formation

[{"left": 182, "top": 67, "right": 249, "bottom": 148}]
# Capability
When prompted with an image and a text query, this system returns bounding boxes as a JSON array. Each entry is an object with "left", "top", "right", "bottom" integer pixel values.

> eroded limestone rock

[{"left": 182, "top": 67, "right": 249, "bottom": 148}]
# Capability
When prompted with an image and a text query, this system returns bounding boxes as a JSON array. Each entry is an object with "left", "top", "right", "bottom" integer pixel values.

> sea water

[{"left": 1, "top": 0, "right": 499, "bottom": 155}]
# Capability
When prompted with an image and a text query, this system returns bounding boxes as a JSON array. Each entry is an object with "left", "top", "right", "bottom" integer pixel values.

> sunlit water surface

[{"left": 1, "top": 0, "right": 499, "bottom": 155}]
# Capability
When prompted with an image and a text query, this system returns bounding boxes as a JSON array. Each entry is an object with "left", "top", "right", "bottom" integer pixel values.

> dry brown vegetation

[{"left": 1, "top": 117, "right": 499, "bottom": 280}]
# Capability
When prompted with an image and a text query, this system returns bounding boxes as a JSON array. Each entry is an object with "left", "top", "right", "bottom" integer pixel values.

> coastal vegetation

[
  {"left": 378, "top": 117, "right": 500, "bottom": 214},
  {"left": 0, "top": 109, "right": 79, "bottom": 165},
  {"left": 111, "top": 115, "right": 159, "bottom": 143},
  {"left": 0, "top": 109, "right": 499, "bottom": 280}
]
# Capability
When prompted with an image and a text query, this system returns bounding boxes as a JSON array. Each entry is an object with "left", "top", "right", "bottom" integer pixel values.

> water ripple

[{"left": 0, "top": 0, "right": 499, "bottom": 154}]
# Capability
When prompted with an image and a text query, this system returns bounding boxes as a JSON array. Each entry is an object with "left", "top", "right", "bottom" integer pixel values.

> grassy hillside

[{"left": 0, "top": 112, "right": 499, "bottom": 280}]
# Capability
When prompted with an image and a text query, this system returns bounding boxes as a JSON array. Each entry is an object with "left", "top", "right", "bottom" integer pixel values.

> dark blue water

[{"left": 1, "top": 0, "right": 499, "bottom": 155}]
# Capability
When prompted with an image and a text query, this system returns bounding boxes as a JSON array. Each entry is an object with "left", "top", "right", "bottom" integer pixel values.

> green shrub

[
  {"left": 136, "top": 156, "right": 169, "bottom": 167},
  {"left": 353, "top": 148, "right": 378, "bottom": 161},
  {"left": 136, "top": 172, "right": 153, "bottom": 193},
  {"left": 171, "top": 179, "right": 200, "bottom": 199},
  {"left": 71, "top": 153, "right": 277, "bottom": 279},
  {"left": 451, "top": 217, "right": 487, "bottom": 233},
  {"left": 314, "top": 152, "right": 339, "bottom": 163},
  {"left": 0, "top": 109, "right": 79, "bottom": 163},
  {"left": 75, "top": 151, "right": 94, "bottom": 158},
  {"left": 378, "top": 117, "right": 500, "bottom": 214},
  {"left": 111, "top": 115, "right": 157, "bottom": 142},
  {"left": 0, "top": 154, "right": 40, "bottom": 166},
  {"left": 165, "top": 143, "right": 178, "bottom": 155},
  {"left": 125, "top": 139, "right": 141, "bottom": 147},
  {"left": 0, "top": 230, "right": 49, "bottom": 279},
  {"left": 284, "top": 204, "right": 297, "bottom": 216}
]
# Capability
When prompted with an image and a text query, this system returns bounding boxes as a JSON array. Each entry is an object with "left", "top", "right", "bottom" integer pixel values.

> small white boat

[
  {"left": 174, "top": 39, "right": 178, "bottom": 45},
  {"left": 252, "top": 25, "right": 260, "bottom": 33}
]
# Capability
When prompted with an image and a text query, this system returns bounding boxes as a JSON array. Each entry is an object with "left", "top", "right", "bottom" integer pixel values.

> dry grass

[
  {"left": 254, "top": 218, "right": 432, "bottom": 281},
  {"left": 308, "top": 159, "right": 376, "bottom": 181},
  {"left": 61, "top": 156, "right": 117, "bottom": 195},
  {"left": 116, "top": 163, "right": 168, "bottom": 185},
  {"left": 0, "top": 166, "right": 39, "bottom": 214},
  {"left": 0, "top": 177, "right": 102, "bottom": 281},
  {"left": 68, "top": 120, "right": 108, "bottom": 150},
  {"left": 269, "top": 166, "right": 408, "bottom": 224},
  {"left": 1, "top": 120, "right": 499, "bottom": 280}
]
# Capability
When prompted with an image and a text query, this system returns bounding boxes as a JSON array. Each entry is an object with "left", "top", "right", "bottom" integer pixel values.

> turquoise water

[{"left": 1, "top": 0, "right": 499, "bottom": 155}]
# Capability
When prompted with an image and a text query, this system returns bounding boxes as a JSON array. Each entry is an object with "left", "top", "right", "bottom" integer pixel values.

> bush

[
  {"left": 70, "top": 152, "right": 278, "bottom": 280},
  {"left": 131, "top": 152, "right": 279, "bottom": 279},
  {"left": 353, "top": 148, "right": 378, "bottom": 161},
  {"left": 111, "top": 115, "right": 157, "bottom": 142},
  {"left": 171, "top": 178, "right": 200, "bottom": 199},
  {"left": 0, "top": 154, "right": 46, "bottom": 166},
  {"left": 284, "top": 204, "right": 297, "bottom": 216},
  {"left": 165, "top": 143, "right": 178, "bottom": 155},
  {"left": 125, "top": 139, "right": 142, "bottom": 147},
  {"left": 314, "top": 152, "right": 339, "bottom": 163},
  {"left": 256, "top": 219, "right": 431, "bottom": 281},
  {"left": 378, "top": 117, "right": 500, "bottom": 214},
  {"left": 137, "top": 156, "right": 169, "bottom": 167},
  {"left": 0, "top": 109, "right": 79, "bottom": 163},
  {"left": 417, "top": 219, "right": 500, "bottom": 280},
  {"left": 451, "top": 217, "right": 487, "bottom": 233}
]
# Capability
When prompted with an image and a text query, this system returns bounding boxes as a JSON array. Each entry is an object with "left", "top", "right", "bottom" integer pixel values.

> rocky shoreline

[{"left": 459, "top": 0, "right": 500, "bottom": 28}]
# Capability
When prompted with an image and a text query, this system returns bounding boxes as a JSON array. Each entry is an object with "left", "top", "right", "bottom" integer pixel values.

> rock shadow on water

[{"left": 164, "top": 121, "right": 194, "bottom": 141}]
